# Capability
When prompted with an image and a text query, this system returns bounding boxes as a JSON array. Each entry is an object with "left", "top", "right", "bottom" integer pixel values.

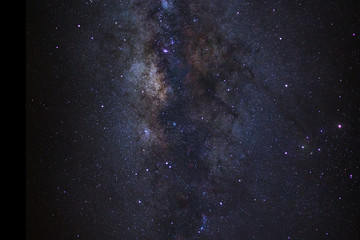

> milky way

[{"left": 27, "top": 0, "right": 360, "bottom": 239}]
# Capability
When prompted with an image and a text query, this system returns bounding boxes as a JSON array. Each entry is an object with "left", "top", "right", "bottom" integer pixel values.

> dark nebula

[{"left": 27, "top": 0, "right": 360, "bottom": 239}]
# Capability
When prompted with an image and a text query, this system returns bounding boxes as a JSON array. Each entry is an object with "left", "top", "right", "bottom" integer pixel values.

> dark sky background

[{"left": 26, "top": 0, "right": 360, "bottom": 239}]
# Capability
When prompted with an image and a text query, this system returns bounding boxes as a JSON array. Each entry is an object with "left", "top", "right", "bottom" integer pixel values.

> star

[{"left": 26, "top": 0, "right": 360, "bottom": 239}]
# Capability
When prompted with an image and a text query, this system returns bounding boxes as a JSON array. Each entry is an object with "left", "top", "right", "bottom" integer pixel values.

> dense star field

[{"left": 26, "top": 0, "right": 360, "bottom": 239}]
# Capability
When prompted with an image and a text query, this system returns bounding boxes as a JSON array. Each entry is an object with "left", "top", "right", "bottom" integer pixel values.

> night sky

[{"left": 26, "top": 0, "right": 360, "bottom": 239}]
